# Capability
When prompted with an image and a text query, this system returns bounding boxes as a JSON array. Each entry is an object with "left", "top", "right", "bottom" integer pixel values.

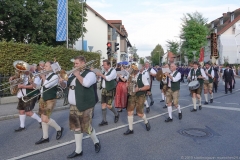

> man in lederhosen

[
  {"left": 188, "top": 61, "right": 207, "bottom": 112},
  {"left": 60, "top": 56, "right": 100, "bottom": 158},
  {"left": 96, "top": 59, "right": 119, "bottom": 126},
  {"left": 10, "top": 65, "right": 42, "bottom": 132},
  {"left": 143, "top": 61, "right": 156, "bottom": 113},
  {"left": 124, "top": 64, "right": 151, "bottom": 135},
  {"left": 203, "top": 62, "right": 214, "bottom": 104},
  {"left": 161, "top": 64, "right": 170, "bottom": 109},
  {"left": 164, "top": 63, "right": 182, "bottom": 122},
  {"left": 35, "top": 61, "right": 64, "bottom": 145}
]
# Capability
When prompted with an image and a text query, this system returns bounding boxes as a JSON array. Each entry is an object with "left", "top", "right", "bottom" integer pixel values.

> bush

[{"left": 0, "top": 41, "right": 101, "bottom": 75}]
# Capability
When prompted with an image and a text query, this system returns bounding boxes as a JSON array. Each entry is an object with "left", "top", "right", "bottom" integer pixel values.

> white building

[
  {"left": 206, "top": 8, "right": 240, "bottom": 64},
  {"left": 73, "top": 4, "right": 132, "bottom": 65}
]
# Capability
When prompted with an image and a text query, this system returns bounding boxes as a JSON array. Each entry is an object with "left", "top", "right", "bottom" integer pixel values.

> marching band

[{"left": 6, "top": 57, "right": 232, "bottom": 158}]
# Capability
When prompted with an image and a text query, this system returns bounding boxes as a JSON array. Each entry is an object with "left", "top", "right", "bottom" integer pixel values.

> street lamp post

[{"left": 80, "top": 0, "right": 86, "bottom": 51}]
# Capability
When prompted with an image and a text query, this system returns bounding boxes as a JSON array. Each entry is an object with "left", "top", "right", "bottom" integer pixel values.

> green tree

[
  {"left": 139, "top": 57, "right": 144, "bottom": 64},
  {"left": 150, "top": 44, "right": 164, "bottom": 65},
  {"left": 180, "top": 11, "right": 209, "bottom": 61},
  {"left": 0, "top": 0, "right": 86, "bottom": 46},
  {"left": 166, "top": 40, "right": 179, "bottom": 55}
]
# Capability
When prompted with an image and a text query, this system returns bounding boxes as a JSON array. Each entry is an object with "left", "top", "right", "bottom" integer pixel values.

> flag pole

[{"left": 66, "top": 0, "right": 68, "bottom": 48}]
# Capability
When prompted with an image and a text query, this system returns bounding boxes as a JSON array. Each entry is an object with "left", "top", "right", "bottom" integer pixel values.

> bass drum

[{"left": 188, "top": 80, "right": 200, "bottom": 90}]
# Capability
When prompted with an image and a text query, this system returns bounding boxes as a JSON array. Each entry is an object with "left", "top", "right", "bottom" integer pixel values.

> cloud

[{"left": 87, "top": 1, "right": 112, "bottom": 8}]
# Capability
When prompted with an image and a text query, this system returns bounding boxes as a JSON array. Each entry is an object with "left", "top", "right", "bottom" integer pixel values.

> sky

[{"left": 87, "top": 0, "right": 240, "bottom": 57}]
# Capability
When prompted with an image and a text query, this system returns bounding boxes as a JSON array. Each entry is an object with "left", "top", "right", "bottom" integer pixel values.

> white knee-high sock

[
  {"left": 198, "top": 97, "right": 202, "bottom": 105},
  {"left": 141, "top": 114, "right": 148, "bottom": 124},
  {"left": 204, "top": 94, "right": 208, "bottom": 102},
  {"left": 31, "top": 113, "right": 41, "bottom": 123},
  {"left": 192, "top": 98, "right": 197, "bottom": 109},
  {"left": 47, "top": 118, "right": 61, "bottom": 131},
  {"left": 210, "top": 93, "right": 213, "bottom": 99},
  {"left": 144, "top": 100, "right": 149, "bottom": 108},
  {"left": 42, "top": 122, "right": 49, "bottom": 139},
  {"left": 75, "top": 133, "right": 83, "bottom": 154},
  {"left": 19, "top": 115, "right": 26, "bottom": 128},
  {"left": 161, "top": 93, "right": 165, "bottom": 100},
  {"left": 167, "top": 106, "right": 172, "bottom": 119},
  {"left": 89, "top": 128, "right": 99, "bottom": 144},
  {"left": 177, "top": 105, "right": 181, "bottom": 113},
  {"left": 128, "top": 115, "right": 134, "bottom": 130}
]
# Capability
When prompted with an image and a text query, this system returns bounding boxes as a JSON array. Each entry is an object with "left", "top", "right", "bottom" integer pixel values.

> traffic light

[
  {"left": 107, "top": 42, "right": 112, "bottom": 55},
  {"left": 114, "top": 42, "right": 119, "bottom": 52}
]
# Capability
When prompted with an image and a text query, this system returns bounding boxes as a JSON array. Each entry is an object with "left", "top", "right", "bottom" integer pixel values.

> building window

[
  {"left": 220, "top": 18, "right": 223, "bottom": 25},
  {"left": 211, "top": 23, "right": 214, "bottom": 28},
  {"left": 231, "top": 13, "right": 234, "bottom": 22}
]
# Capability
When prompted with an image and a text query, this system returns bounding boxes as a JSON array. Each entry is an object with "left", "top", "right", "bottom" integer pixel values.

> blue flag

[{"left": 56, "top": 0, "right": 67, "bottom": 41}]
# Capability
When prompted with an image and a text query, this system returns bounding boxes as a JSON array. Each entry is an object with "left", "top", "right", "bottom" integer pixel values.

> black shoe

[
  {"left": 114, "top": 113, "right": 119, "bottom": 123},
  {"left": 204, "top": 101, "right": 208, "bottom": 105},
  {"left": 215, "top": 90, "right": 217, "bottom": 93},
  {"left": 117, "top": 109, "right": 122, "bottom": 112},
  {"left": 210, "top": 99, "right": 213, "bottom": 103},
  {"left": 39, "top": 122, "right": 42, "bottom": 128},
  {"left": 124, "top": 129, "right": 134, "bottom": 135},
  {"left": 56, "top": 127, "right": 64, "bottom": 140},
  {"left": 150, "top": 101, "right": 154, "bottom": 106},
  {"left": 67, "top": 151, "right": 83, "bottom": 158},
  {"left": 35, "top": 138, "right": 49, "bottom": 145},
  {"left": 94, "top": 142, "right": 101, "bottom": 153},
  {"left": 178, "top": 112, "right": 182, "bottom": 120},
  {"left": 199, "top": 105, "right": 202, "bottom": 110},
  {"left": 160, "top": 100, "right": 164, "bottom": 102},
  {"left": 145, "top": 122, "right": 151, "bottom": 131},
  {"left": 230, "top": 91, "right": 232, "bottom": 93},
  {"left": 165, "top": 117, "right": 173, "bottom": 122},
  {"left": 163, "top": 105, "right": 167, "bottom": 108},
  {"left": 134, "top": 113, "right": 137, "bottom": 116},
  {"left": 99, "top": 121, "right": 108, "bottom": 126},
  {"left": 146, "top": 107, "right": 150, "bottom": 113},
  {"left": 225, "top": 92, "right": 228, "bottom": 94},
  {"left": 191, "top": 108, "right": 197, "bottom": 112},
  {"left": 15, "top": 127, "right": 25, "bottom": 132}
]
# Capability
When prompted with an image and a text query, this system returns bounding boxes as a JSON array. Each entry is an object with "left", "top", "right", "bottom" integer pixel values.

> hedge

[{"left": 0, "top": 41, "right": 101, "bottom": 75}]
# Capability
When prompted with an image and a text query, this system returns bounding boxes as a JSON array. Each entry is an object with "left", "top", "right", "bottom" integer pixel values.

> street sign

[{"left": 88, "top": 46, "right": 93, "bottom": 52}]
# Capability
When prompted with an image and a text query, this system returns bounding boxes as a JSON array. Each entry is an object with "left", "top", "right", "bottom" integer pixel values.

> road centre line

[{"left": 7, "top": 105, "right": 192, "bottom": 160}]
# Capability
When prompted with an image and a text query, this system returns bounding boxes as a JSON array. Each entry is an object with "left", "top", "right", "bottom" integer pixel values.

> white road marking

[
  {"left": 225, "top": 103, "right": 239, "bottom": 105},
  {"left": 203, "top": 105, "right": 240, "bottom": 111},
  {"left": 7, "top": 105, "right": 192, "bottom": 160}
]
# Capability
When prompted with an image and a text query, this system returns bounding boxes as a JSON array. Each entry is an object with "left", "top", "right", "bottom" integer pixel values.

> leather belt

[{"left": 69, "top": 85, "right": 75, "bottom": 90}]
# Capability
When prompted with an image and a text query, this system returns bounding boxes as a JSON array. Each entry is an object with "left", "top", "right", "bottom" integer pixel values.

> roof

[
  {"left": 86, "top": 4, "right": 126, "bottom": 37},
  {"left": 209, "top": 8, "right": 240, "bottom": 35}
]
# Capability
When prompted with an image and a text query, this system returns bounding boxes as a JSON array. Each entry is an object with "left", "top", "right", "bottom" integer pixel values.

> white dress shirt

[
  {"left": 101, "top": 68, "right": 117, "bottom": 89},
  {"left": 68, "top": 71, "right": 96, "bottom": 105},
  {"left": 205, "top": 68, "right": 215, "bottom": 81},
  {"left": 168, "top": 71, "right": 181, "bottom": 87},
  {"left": 41, "top": 72, "right": 59, "bottom": 95},
  {"left": 143, "top": 68, "right": 157, "bottom": 84},
  {"left": 188, "top": 68, "right": 207, "bottom": 80},
  {"left": 17, "top": 75, "right": 41, "bottom": 98}
]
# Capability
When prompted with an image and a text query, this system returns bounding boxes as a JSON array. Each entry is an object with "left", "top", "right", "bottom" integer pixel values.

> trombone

[{"left": 22, "top": 60, "right": 97, "bottom": 102}]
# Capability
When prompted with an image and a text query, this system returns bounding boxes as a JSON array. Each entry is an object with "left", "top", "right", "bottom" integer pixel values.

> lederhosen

[
  {"left": 100, "top": 68, "right": 116, "bottom": 105},
  {"left": 166, "top": 71, "right": 180, "bottom": 105},
  {"left": 161, "top": 77, "right": 169, "bottom": 95},
  {"left": 204, "top": 67, "right": 213, "bottom": 91},
  {"left": 127, "top": 73, "right": 147, "bottom": 114},
  {"left": 38, "top": 73, "right": 58, "bottom": 117},
  {"left": 68, "top": 69, "right": 98, "bottom": 133}
]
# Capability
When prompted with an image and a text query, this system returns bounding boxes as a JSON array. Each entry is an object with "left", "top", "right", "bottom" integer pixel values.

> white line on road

[
  {"left": 203, "top": 105, "right": 240, "bottom": 111},
  {"left": 7, "top": 105, "right": 192, "bottom": 160},
  {"left": 225, "top": 103, "right": 239, "bottom": 105}
]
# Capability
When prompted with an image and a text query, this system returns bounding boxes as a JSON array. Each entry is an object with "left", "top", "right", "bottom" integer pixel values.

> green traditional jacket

[
  {"left": 100, "top": 68, "right": 116, "bottom": 91},
  {"left": 42, "top": 73, "right": 58, "bottom": 101},
  {"left": 190, "top": 68, "right": 204, "bottom": 85},
  {"left": 171, "top": 71, "right": 180, "bottom": 92}
]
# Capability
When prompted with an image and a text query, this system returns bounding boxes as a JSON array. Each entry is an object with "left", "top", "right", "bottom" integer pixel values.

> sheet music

[
  {"left": 117, "top": 70, "right": 128, "bottom": 76},
  {"left": 92, "top": 69, "right": 102, "bottom": 74},
  {"left": 162, "top": 68, "right": 171, "bottom": 73},
  {"left": 51, "top": 62, "right": 61, "bottom": 73}
]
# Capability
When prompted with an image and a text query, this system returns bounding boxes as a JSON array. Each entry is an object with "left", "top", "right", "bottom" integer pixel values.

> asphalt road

[{"left": 1, "top": 78, "right": 240, "bottom": 160}]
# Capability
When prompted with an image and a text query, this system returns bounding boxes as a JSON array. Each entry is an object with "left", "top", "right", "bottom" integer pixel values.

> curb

[{"left": 0, "top": 105, "right": 70, "bottom": 122}]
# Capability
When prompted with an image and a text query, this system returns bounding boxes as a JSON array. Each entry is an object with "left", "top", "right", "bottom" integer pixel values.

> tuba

[
  {"left": 10, "top": 61, "right": 30, "bottom": 95},
  {"left": 127, "top": 63, "right": 138, "bottom": 96}
]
